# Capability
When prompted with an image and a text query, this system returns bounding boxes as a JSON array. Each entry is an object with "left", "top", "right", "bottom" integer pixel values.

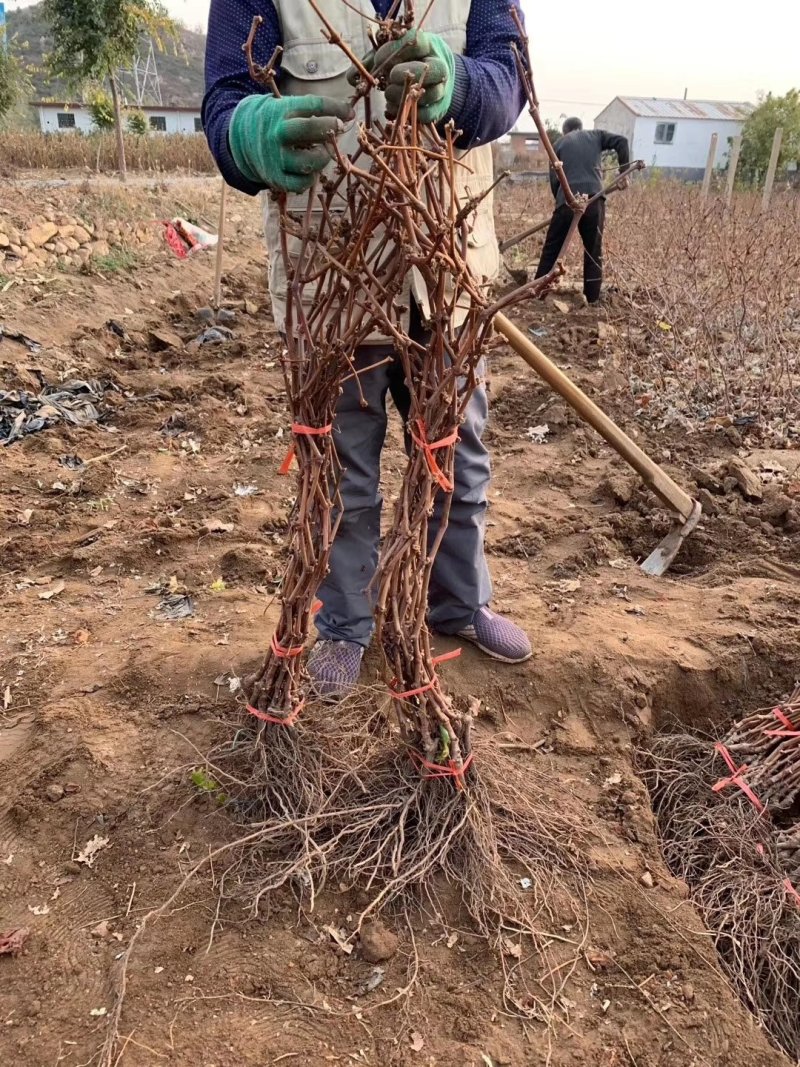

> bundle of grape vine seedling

[
  {"left": 244, "top": 1, "right": 576, "bottom": 761},
  {"left": 644, "top": 684, "right": 800, "bottom": 1060},
  {"left": 204, "top": 0, "right": 595, "bottom": 1020}
]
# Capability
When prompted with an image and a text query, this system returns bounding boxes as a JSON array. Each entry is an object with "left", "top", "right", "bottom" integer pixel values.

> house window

[
  {"left": 194, "top": 117, "right": 203, "bottom": 133},
  {"left": 655, "top": 122, "right": 676, "bottom": 144},
  {"left": 57, "top": 112, "right": 76, "bottom": 129},
  {"left": 149, "top": 115, "right": 167, "bottom": 132}
]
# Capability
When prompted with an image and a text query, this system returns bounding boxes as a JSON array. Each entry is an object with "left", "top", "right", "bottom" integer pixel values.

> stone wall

[{"left": 0, "top": 208, "right": 157, "bottom": 276}]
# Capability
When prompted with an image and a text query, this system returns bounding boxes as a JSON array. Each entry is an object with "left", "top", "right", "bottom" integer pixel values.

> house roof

[
  {"left": 31, "top": 101, "right": 201, "bottom": 113},
  {"left": 613, "top": 97, "right": 753, "bottom": 121}
]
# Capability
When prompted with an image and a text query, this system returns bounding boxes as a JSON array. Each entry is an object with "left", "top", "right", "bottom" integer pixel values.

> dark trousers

[
  {"left": 535, "top": 198, "right": 606, "bottom": 304},
  {"left": 315, "top": 338, "right": 491, "bottom": 648}
]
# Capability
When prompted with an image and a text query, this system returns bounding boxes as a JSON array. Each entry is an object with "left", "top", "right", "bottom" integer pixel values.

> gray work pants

[{"left": 316, "top": 341, "right": 492, "bottom": 648}]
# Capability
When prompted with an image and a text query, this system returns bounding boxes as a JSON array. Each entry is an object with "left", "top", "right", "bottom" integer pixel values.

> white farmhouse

[
  {"left": 594, "top": 97, "right": 753, "bottom": 179},
  {"left": 31, "top": 101, "right": 203, "bottom": 136}
]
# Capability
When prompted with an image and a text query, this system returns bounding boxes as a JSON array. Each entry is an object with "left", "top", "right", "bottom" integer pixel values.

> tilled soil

[{"left": 1, "top": 178, "right": 798, "bottom": 1067}]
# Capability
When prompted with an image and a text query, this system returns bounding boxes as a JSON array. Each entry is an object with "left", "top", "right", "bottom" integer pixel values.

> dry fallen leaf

[
  {"left": 203, "top": 518, "right": 234, "bottom": 534},
  {"left": 76, "top": 834, "right": 110, "bottom": 868},
  {"left": 18, "top": 510, "right": 33, "bottom": 526},
  {"left": 38, "top": 580, "right": 65, "bottom": 601},
  {"left": 73, "top": 629, "right": 91, "bottom": 645},
  {"left": 500, "top": 936, "right": 522, "bottom": 960},
  {"left": 3, "top": 686, "right": 11, "bottom": 710},
  {"left": 587, "top": 948, "right": 615, "bottom": 971},
  {"left": 410, "top": 1032, "right": 425, "bottom": 1053},
  {"left": 323, "top": 924, "right": 354, "bottom": 955},
  {"left": 89, "top": 1007, "right": 107, "bottom": 1017},
  {"left": 27, "top": 903, "right": 50, "bottom": 916}
]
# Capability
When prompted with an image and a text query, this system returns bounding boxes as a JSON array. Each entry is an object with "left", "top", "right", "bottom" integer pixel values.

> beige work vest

[{"left": 263, "top": 0, "right": 500, "bottom": 338}]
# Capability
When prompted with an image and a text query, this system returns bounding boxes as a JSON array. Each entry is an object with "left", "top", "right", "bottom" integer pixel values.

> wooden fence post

[
  {"left": 701, "top": 132, "right": 719, "bottom": 199},
  {"left": 725, "top": 135, "right": 742, "bottom": 207},
  {"left": 761, "top": 127, "right": 783, "bottom": 211},
  {"left": 213, "top": 177, "right": 228, "bottom": 309}
]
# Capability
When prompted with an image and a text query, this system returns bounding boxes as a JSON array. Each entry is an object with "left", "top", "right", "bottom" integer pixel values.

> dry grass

[
  {"left": 494, "top": 178, "right": 800, "bottom": 440},
  {"left": 0, "top": 131, "right": 216, "bottom": 174},
  {"left": 605, "top": 182, "right": 800, "bottom": 439}
]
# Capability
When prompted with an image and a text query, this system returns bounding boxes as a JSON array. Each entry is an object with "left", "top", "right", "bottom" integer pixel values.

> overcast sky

[{"left": 5, "top": 0, "right": 796, "bottom": 127}]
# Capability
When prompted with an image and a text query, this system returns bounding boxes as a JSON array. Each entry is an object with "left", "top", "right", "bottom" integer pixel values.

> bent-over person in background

[{"left": 535, "top": 117, "right": 630, "bottom": 304}]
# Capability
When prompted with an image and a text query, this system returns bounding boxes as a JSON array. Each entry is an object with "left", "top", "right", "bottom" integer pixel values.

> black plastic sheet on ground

[
  {"left": 0, "top": 324, "right": 42, "bottom": 354},
  {"left": 0, "top": 378, "right": 108, "bottom": 446}
]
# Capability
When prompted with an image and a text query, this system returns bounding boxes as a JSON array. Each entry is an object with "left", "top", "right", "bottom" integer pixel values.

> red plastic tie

[
  {"left": 432, "top": 648, "right": 461, "bottom": 666},
  {"left": 162, "top": 221, "right": 188, "bottom": 259},
  {"left": 312, "top": 599, "right": 323, "bottom": 613},
  {"left": 388, "top": 649, "right": 461, "bottom": 701},
  {"left": 711, "top": 742, "right": 765, "bottom": 812},
  {"left": 410, "top": 419, "right": 458, "bottom": 492},
  {"left": 278, "top": 448, "right": 296, "bottom": 476},
  {"left": 270, "top": 633, "right": 304, "bottom": 659},
  {"left": 391, "top": 677, "right": 438, "bottom": 700},
  {"left": 292, "top": 422, "right": 333, "bottom": 437},
  {"left": 247, "top": 700, "right": 305, "bottom": 727},
  {"left": 764, "top": 706, "right": 800, "bottom": 738},
  {"left": 783, "top": 878, "right": 800, "bottom": 908},
  {"left": 409, "top": 749, "right": 475, "bottom": 790},
  {"left": 278, "top": 423, "right": 333, "bottom": 476}
]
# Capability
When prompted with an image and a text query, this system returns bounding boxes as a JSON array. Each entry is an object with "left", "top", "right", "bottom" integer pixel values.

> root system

[
  {"left": 199, "top": 696, "right": 592, "bottom": 1022},
  {"left": 643, "top": 689, "right": 800, "bottom": 1061}
]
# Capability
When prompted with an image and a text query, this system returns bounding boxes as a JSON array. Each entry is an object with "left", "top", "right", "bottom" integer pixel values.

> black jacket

[{"left": 549, "top": 129, "right": 630, "bottom": 207}]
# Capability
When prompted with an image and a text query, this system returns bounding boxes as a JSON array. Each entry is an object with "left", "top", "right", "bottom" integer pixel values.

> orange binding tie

[
  {"left": 409, "top": 748, "right": 474, "bottom": 790},
  {"left": 278, "top": 422, "right": 333, "bottom": 475},
  {"left": 388, "top": 648, "right": 461, "bottom": 701},
  {"left": 270, "top": 633, "right": 305, "bottom": 659},
  {"left": 409, "top": 419, "right": 458, "bottom": 492},
  {"left": 764, "top": 706, "right": 800, "bottom": 738},
  {"left": 711, "top": 742, "right": 765, "bottom": 813},
  {"left": 247, "top": 700, "right": 305, "bottom": 727}
]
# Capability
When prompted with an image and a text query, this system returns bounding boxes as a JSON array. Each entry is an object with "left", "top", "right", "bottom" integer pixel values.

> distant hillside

[{"left": 5, "top": 2, "right": 206, "bottom": 108}]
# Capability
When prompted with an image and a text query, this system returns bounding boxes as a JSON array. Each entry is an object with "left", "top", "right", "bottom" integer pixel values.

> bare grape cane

[{"left": 242, "top": 3, "right": 587, "bottom": 780}]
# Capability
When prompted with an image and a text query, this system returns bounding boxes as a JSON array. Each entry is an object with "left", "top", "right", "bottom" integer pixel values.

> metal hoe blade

[{"left": 641, "top": 500, "right": 703, "bottom": 577}]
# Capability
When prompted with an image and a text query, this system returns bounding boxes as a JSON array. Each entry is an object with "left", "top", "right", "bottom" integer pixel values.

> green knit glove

[
  {"left": 229, "top": 94, "right": 354, "bottom": 193},
  {"left": 349, "top": 30, "right": 456, "bottom": 124}
]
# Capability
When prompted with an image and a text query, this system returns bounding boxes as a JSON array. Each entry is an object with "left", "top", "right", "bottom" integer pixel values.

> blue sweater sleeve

[
  {"left": 202, "top": 0, "right": 283, "bottom": 194},
  {"left": 450, "top": 0, "right": 527, "bottom": 147},
  {"left": 202, "top": 0, "right": 527, "bottom": 193}
]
